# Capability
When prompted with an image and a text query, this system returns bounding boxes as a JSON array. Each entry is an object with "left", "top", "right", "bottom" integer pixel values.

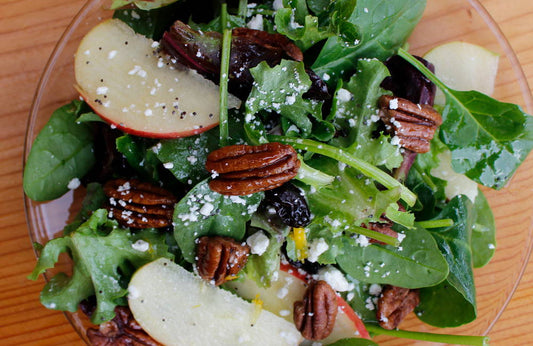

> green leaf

[
  {"left": 155, "top": 130, "right": 219, "bottom": 186},
  {"left": 23, "top": 100, "right": 95, "bottom": 201},
  {"left": 304, "top": 157, "right": 402, "bottom": 226},
  {"left": 63, "top": 182, "right": 106, "bottom": 236},
  {"left": 29, "top": 209, "right": 173, "bottom": 323},
  {"left": 328, "top": 59, "right": 402, "bottom": 170},
  {"left": 173, "top": 180, "right": 264, "bottom": 262},
  {"left": 399, "top": 48, "right": 533, "bottom": 189},
  {"left": 113, "top": 1, "right": 186, "bottom": 40},
  {"left": 246, "top": 60, "right": 321, "bottom": 137},
  {"left": 416, "top": 195, "right": 477, "bottom": 327},
  {"left": 312, "top": 0, "right": 426, "bottom": 84},
  {"left": 116, "top": 135, "right": 160, "bottom": 182},
  {"left": 328, "top": 338, "right": 378, "bottom": 346},
  {"left": 336, "top": 226, "right": 449, "bottom": 288},
  {"left": 471, "top": 189, "right": 496, "bottom": 267}
]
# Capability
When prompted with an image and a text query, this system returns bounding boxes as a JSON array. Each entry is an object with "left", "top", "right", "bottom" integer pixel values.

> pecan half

[
  {"left": 293, "top": 280, "right": 338, "bottom": 340},
  {"left": 196, "top": 236, "right": 250, "bottom": 286},
  {"left": 366, "top": 220, "right": 398, "bottom": 245},
  {"left": 379, "top": 95, "right": 442, "bottom": 153},
  {"left": 377, "top": 285, "right": 420, "bottom": 330},
  {"left": 104, "top": 179, "right": 177, "bottom": 228},
  {"left": 205, "top": 142, "right": 300, "bottom": 195},
  {"left": 87, "top": 306, "right": 161, "bottom": 346}
]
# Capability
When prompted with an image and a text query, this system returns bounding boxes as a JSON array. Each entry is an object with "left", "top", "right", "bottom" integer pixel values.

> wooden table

[{"left": 1, "top": 0, "right": 531, "bottom": 344}]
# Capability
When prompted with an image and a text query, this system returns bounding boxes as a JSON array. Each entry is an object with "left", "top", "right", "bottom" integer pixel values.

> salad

[{"left": 23, "top": 0, "right": 533, "bottom": 345}]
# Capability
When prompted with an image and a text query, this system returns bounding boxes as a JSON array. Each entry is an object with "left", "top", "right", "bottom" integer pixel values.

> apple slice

[
  {"left": 128, "top": 258, "right": 302, "bottom": 345},
  {"left": 75, "top": 19, "right": 240, "bottom": 138},
  {"left": 423, "top": 41, "right": 499, "bottom": 105},
  {"left": 225, "top": 262, "right": 370, "bottom": 343}
]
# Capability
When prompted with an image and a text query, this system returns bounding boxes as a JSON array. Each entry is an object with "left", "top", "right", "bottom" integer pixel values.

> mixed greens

[{"left": 25, "top": 0, "right": 533, "bottom": 345}]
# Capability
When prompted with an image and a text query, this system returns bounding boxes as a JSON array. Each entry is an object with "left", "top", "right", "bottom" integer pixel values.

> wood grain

[{"left": 0, "top": 0, "right": 531, "bottom": 345}]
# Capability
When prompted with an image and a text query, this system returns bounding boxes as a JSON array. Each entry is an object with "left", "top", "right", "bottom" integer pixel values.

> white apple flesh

[
  {"left": 128, "top": 258, "right": 303, "bottom": 346},
  {"left": 75, "top": 19, "right": 240, "bottom": 138},
  {"left": 225, "top": 263, "right": 370, "bottom": 343}
]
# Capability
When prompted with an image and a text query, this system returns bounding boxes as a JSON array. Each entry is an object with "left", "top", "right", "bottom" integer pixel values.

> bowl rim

[{"left": 23, "top": 0, "right": 533, "bottom": 343}]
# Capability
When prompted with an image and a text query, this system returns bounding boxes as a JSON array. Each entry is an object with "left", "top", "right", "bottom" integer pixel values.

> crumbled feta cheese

[
  {"left": 96, "top": 86, "right": 108, "bottom": 95},
  {"left": 337, "top": 88, "right": 353, "bottom": 102},
  {"left": 247, "top": 14, "right": 264, "bottom": 30},
  {"left": 108, "top": 50, "right": 117, "bottom": 59},
  {"left": 317, "top": 266, "right": 354, "bottom": 292},
  {"left": 67, "top": 178, "right": 81, "bottom": 190},
  {"left": 246, "top": 231, "right": 270, "bottom": 256},
  {"left": 389, "top": 98, "right": 399, "bottom": 110},
  {"left": 368, "top": 284, "right": 382, "bottom": 296},
  {"left": 307, "top": 238, "right": 329, "bottom": 262},
  {"left": 199, "top": 202, "right": 214, "bottom": 216},
  {"left": 132, "top": 240, "right": 150, "bottom": 252},
  {"left": 163, "top": 162, "right": 174, "bottom": 169}
]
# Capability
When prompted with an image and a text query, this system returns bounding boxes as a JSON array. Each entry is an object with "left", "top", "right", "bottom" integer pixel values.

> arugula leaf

[
  {"left": 173, "top": 180, "right": 263, "bottom": 262},
  {"left": 28, "top": 209, "right": 173, "bottom": 324},
  {"left": 336, "top": 226, "right": 449, "bottom": 289},
  {"left": 275, "top": 0, "right": 358, "bottom": 51},
  {"left": 23, "top": 100, "right": 95, "bottom": 201},
  {"left": 416, "top": 196, "right": 476, "bottom": 327},
  {"left": 399, "top": 49, "right": 533, "bottom": 189},
  {"left": 312, "top": 0, "right": 426, "bottom": 84},
  {"left": 471, "top": 189, "right": 496, "bottom": 268},
  {"left": 304, "top": 157, "right": 402, "bottom": 226},
  {"left": 328, "top": 59, "right": 402, "bottom": 170},
  {"left": 246, "top": 60, "right": 321, "bottom": 137}
]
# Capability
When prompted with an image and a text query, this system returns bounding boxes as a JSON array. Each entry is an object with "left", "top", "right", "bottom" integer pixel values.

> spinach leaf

[
  {"left": 173, "top": 180, "right": 263, "bottom": 262},
  {"left": 155, "top": 130, "right": 219, "bottom": 186},
  {"left": 471, "top": 189, "right": 496, "bottom": 268},
  {"left": 328, "top": 59, "right": 402, "bottom": 170},
  {"left": 336, "top": 226, "right": 449, "bottom": 289},
  {"left": 23, "top": 100, "right": 95, "bottom": 201},
  {"left": 416, "top": 195, "right": 477, "bottom": 327},
  {"left": 29, "top": 209, "right": 173, "bottom": 324},
  {"left": 113, "top": 1, "right": 186, "bottom": 40},
  {"left": 63, "top": 182, "right": 106, "bottom": 236},
  {"left": 399, "top": 49, "right": 533, "bottom": 189},
  {"left": 312, "top": 0, "right": 426, "bottom": 84},
  {"left": 343, "top": 279, "right": 380, "bottom": 323},
  {"left": 116, "top": 135, "right": 160, "bottom": 182}
]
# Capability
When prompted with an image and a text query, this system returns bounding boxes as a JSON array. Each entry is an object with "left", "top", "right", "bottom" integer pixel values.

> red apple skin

[
  {"left": 279, "top": 262, "right": 371, "bottom": 340},
  {"left": 79, "top": 91, "right": 218, "bottom": 139}
]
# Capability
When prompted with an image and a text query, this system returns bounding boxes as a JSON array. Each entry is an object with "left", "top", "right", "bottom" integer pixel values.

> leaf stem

[
  {"left": 347, "top": 225, "right": 400, "bottom": 247},
  {"left": 416, "top": 219, "right": 454, "bottom": 229},
  {"left": 238, "top": 0, "right": 248, "bottom": 19},
  {"left": 219, "top": 3, "right": 232, "bottom": 146},
  {"left": 398, "top": 48, "right": 449, "bottom": 91},
  {"left": 268, "top": 135, "right": 417, "bottom": 206},
  {"left": 366, "top": 324, "right": 489, "bottom": 346}
]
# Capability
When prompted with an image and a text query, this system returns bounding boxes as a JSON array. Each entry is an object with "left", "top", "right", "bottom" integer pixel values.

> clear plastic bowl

[{"left": 24, "top": 0, "right": 533, "bottom": 344}]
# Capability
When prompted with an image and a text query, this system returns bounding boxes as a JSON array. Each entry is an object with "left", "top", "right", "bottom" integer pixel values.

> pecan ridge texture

[
  {"left": 377, "top": 285, "right": 420, "bottom": 330},
  {"left": 205, "top": 142, "right": 300, "bottom": 195},
  {"left": 104, "top": 178, "right": 177, "bottom": 228},
  {"left": 196, "top": 236, "right": 250, "bottom": 286},
  {"left": 379, "top": 95, "right": 442, "bottom": 153},
  {"left": 293, "top": 280, "right": 338, "bottom": 340}
]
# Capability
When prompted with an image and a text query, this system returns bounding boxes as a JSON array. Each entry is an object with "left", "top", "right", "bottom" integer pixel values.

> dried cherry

[{"left": 264, "top": 183, "right": 311, "bottom": 228}]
